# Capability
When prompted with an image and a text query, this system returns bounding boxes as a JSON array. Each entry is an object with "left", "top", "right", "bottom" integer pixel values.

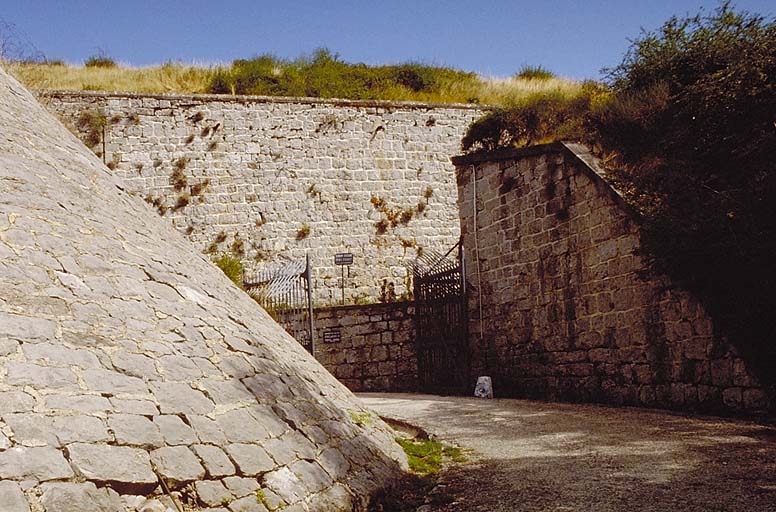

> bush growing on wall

[{"left": 462, "top": 4, "right": 776, "bottom": 394}]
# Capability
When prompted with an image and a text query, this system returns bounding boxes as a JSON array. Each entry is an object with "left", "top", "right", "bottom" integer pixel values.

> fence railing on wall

[{"left": 245, "top": 255, "right": 315, "bottom": 355}]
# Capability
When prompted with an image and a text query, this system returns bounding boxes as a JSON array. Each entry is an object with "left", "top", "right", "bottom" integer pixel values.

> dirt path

[{"left": 359, "top": 393, "right": 776, "bottom": 512}]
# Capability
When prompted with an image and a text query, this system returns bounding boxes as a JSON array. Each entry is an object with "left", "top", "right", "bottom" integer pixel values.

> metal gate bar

[
  {"left": 245, "top": 254, "right": 315, "bottom": 355},
  {"left": 410, "top": 239, "right": 469, "bottom": 394}
]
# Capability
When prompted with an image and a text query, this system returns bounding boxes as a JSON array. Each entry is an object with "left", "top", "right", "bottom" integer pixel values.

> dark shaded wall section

[{"left": 454, "top": 143, "right": 769, "bottom": 415}]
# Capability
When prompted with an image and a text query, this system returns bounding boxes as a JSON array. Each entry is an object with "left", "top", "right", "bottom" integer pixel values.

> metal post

[
  {"left": 305, "top": 253, "right": 316, "bottom": 357},
  {"left": 341, "top": 264, "right": 345, "bottom": 305}
]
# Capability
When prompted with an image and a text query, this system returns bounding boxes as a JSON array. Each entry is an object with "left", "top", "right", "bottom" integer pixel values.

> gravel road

[{"left": 359, "top": 393, "right": 776, "bottom": 512}]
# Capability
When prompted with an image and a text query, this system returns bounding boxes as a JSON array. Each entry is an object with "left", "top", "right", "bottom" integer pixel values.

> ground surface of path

[{"left": 359, "top": 393, "right": 776, "bottom": 512}]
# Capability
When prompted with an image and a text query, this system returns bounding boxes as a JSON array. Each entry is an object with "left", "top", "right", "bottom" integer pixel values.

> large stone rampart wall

[
  {"left": 41, "top": 91, "right": 482, "bottom": 304},
  {"left": 453, "top": 143, "right": 770, "bottom": 415}
]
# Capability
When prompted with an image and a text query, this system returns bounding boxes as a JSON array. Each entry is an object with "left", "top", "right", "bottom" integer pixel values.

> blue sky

[{"left": 2, "top": 1, "right": 774, "bottom": 80}]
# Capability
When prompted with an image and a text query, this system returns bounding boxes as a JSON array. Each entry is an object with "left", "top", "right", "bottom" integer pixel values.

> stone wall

[
  {"left": 2, "top": 67, "right": 407, "bottom": 511},
  {"left": 311, "top": 302, "right": 416, "bottom": 393},
  {"left": 41, "top": 91, "right": 481, "bottom": 304},
  {"left": 453, "top": 143, "right": 770, "bottom": 415}
]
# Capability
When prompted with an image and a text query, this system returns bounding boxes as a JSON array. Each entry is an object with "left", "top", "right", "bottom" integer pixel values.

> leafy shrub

[
  {"left": 84, "top": 51, "right": 117, "bottom": 68},
  {"left": 462, "top": 4, "right": 776, "bottom": 395},
  {"left": 515, "top": 65, "right": 555, "bottom": 80},
  {"left": 206, "top": 47, "right": 476, "bottom": 100},
  {"left": 213, "top": 253, "right": 244, "bottom": 288},
  {"left": 461, "top": 82, "right": 607, "bottom": 152}
]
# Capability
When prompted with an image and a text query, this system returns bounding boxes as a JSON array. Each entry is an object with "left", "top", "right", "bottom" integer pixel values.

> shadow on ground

[{"left": 362, "top": 393, "right": 776, "bottom": 512}]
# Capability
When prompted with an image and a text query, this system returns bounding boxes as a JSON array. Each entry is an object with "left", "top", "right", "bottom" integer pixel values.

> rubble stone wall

[
  {"left": 41, "top": 91, "right": 481, "bottom": 304},
  {"left": 311, "top": 302, "right": 417, "bottom": 392},
  {"left": 453, "top": 143, "right": 770, "bottom": 415}
]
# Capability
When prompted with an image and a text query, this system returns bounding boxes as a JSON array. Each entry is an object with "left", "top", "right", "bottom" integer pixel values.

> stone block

[
  {"left": 39, "top": 482, "right": 124, "bottom": 512},
  {"left": 0, "top": 446, "right": 74, "bottom": 482},
  {"left": 52, "top": 416, "right": 110, "bottom": 445},
  {"left": 225, "top": 443, "right": 275, "bottom": 476},
  {"left": 83, "top": 369, "right": 149, "bottom": 395},
  {"left": 154, "top": 415, "right": 198, "bottom": 445},
  {"left": 67, "top": 443, "right": 156, "bottom": 492},
  {"left": 109, "top": 414, "right": 164, "bottom": 448},
  {"left": 195, "top": 479, "right": 233, "bottom": 507},
  {"left": 44, "top": 394, "right": 110, "bottom": 413},
  {"left": 150, "top": 446, "right": 205, "bottom": 488},
  {"left": 151, "top": 382, "right": 214, "bottom": 415},
  {"left": 743, "top": 388, "right": 769, "bottom": 411},
  {"left": 722, "top": 387, "right": 743, "bottom": 409},
  {"left": 228, "top": 495, "right": 269, "bottom": 512},
  {"left": 191, "top": 444, "right": 235, "bottom": 477},
  {"left": 263, "top": 466, "right": 306, "bottom": 504},
  {"left": 710, "top": 359, "right": 733, "bottom": 387},
  {"left": 0, "top": 481, "right": 29, "bottom": 512},
  {"left": 5, "top": 362, "right": 78, "bottom": 390},
  {"left": 222, "top": 476, "right": 260, "bottom": 497},
  {"left": 215, "top": 408, "right": 270, "bottom": 443}
]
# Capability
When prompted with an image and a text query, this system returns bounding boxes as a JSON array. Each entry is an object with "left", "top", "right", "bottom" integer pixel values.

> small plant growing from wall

[
  {"left": 143, "top": 195, "right": 167, "bottom": 216},
  {"left": 207, "top": 140, "right": 218, "bottom": 152},
  {"left": 231, "top": 236, "right": 245, "bottom": 257},
  {"left": 188, "top": 111, "right": 205, "bottom": 124},
  {"left": 422, "top": 186, "right": 434, "bottom": 199},
  {"left": 126, "top": 112, "right": 140, "bottom": 125},
  {"left": 213, "top": 252, "right": 243, "bottom": 289},
  {"left": 174, "top": 192, "right": 190, "bottom": 211},
  {"left": 170, "top": 168, "right": 188, "bottom": 191},
  {"left": 190, "top": 178, "right": 210, "bottom": 196},
  {"left": 296, "top": 224, "right": 311, "bottom": 240},
  {"left": 76, "top": 108, "right": 107, "bottom": 149},
  {"left": 184, "top": 134, "right": 195, "bottom": 144},
  {"left": 173, "top": 157, "right": 189, "bottom": 172}
]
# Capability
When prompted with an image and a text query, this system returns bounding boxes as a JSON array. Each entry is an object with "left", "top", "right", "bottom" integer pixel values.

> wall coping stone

[
  {"left": 38, "top": 89, "right": 487, "bottom": 111},
  {"left": 452, "top": 141, "right": 639, "bottom": 221}
]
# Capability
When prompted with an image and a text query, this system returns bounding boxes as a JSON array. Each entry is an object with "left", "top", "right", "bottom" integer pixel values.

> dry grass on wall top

[{"left": 5, "top": 59, "right": 585, "bottom": 105}]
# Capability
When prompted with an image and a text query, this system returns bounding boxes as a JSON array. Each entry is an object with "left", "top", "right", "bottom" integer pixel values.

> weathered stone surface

[
  {"left": 43, "top": 394, "right": 111, "bottom": 413},
  {"left": 109, "top": 414, "right": 164, "bottom": 448},
  {"left": 191, "top": 444, "right": 235, "bottom": 477},
  {"left": 228, "top": 495, "right": 269, "bottom": 512},
  {"left": 452, "top": 143, "right": 770, "bottom": 414},
  {"left": 195, "top": 479, "right": 233, "bottom": 507},
  {"left": 39, "top": 482, "right": 123, "bottom": 512},
  {"left": 0, "top": 391, "right": 35, "bottom": 413},
  {"left": 222, "top": 476, "right": 260, "bottom": 497},
  {"left": 83, "top": 369, "right": 149, "bottom": 395},
  {"left": 0, "top": 480, "right": 30, "bottom": 512},
  {"left": 290, "top": 460, "right": 333, "bottom": 493},
  {"left": 150, "top": 446, "right": 205, "bottom": 488},
  {"left": 263, "top": 466, "right": 307, "bottom": 504},
  {"left": 0, "top": 67, "right": 404, "bottom": 509},
  {"left": 67, "top": 443, "right": 156, "bottom": 490},
  {"left": 52, "top": 415, "right": 110, "bottom": 445},
  {"left": 216, "top": 408, "right": 270, "bottom": 443},
  {"left": 226, "top": 443, "right": 275, "bottom": 476},
  {"left": 44, "top": 91, "right": 480, "bottom": 304},
  {"left": 5, "top": 362, "right": 78, "bottom": 389},
  {"left": 0, "top": 446, "right": 74, "bottom": 481},
  {"left": 151, "top": 382, "right": 214, "bottom": 415},
  {"left": 154, "top": 414, "right": 198, "bottom": 445}
]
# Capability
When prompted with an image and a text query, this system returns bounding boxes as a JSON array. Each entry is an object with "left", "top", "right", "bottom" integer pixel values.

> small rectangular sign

[
  {"left": 334, "top": 252, "right": 354, "bottom": 266},
  {"left": 323, "top": 329, "right": 342, "bottom": 344}
]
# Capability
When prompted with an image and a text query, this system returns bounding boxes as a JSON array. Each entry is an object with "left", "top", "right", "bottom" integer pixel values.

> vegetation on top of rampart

[
  {"left": 462, "top": 4, "right": 776, "bottom": 399},
  {"left": 3, "top": 44, "right": 583, "bottom": 105}
]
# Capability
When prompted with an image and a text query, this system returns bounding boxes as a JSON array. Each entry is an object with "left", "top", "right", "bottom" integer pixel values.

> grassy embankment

[{"left": 5, "top": 54, "right": 583, "bottom": 105}]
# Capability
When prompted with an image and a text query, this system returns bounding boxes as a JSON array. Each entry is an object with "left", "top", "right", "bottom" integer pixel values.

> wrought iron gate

[
  {"left": 245, "top": 255, "right": 315, "bottom": 355},
  {"left": 410, "top": 240, "right": 469, "bottom": 394}
]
